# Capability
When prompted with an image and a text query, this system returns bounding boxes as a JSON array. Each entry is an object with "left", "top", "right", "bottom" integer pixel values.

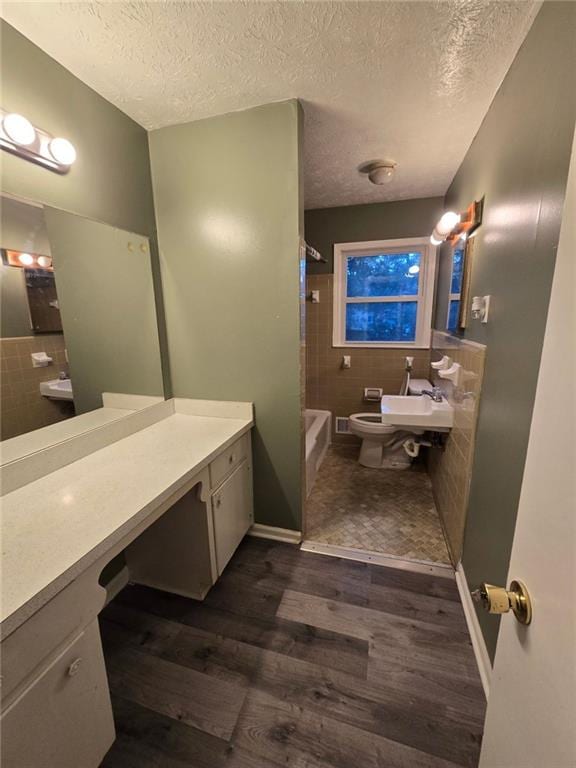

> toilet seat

[{"left": 349, "top": 413, "right": 397, "bottom": 435}]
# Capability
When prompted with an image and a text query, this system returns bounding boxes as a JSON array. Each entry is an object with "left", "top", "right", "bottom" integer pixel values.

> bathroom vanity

[{"left": 0, "top": 397, "right": 254, "bottom": 767}]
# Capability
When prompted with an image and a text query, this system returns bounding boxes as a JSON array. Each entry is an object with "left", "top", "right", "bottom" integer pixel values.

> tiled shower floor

[{"left": 305, "top": 445, "right": 451, "bottom": 564}]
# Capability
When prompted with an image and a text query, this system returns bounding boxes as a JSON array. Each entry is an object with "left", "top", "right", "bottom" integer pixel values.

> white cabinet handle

[{"left": 68, "top": 658, "right": 82, "bottom": 677}]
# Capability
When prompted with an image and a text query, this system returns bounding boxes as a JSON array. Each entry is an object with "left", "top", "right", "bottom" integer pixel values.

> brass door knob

[{"left": 471, "top": 580, "right": 532, "bottom": 625}]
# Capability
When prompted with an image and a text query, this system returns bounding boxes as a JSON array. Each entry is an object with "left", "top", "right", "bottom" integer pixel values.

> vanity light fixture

[
  {"left": 0, "top": 108, "right": 76, "bottom": 173},
  {"left": 430, "top": 199, "right": 484, "bottom": 246},
  {"left": 37, "top": 255, "right": 53, "bottom": 269},
  {"left": 17, "top": 252, "right": 34, "bottom": 266},
  {"left": 2, "top": 249, "right": 54, "bottom": 271}
]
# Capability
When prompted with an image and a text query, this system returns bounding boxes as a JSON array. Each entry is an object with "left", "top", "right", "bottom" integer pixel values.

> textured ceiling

[{"left": 1, "top": 1, "right": 538, "bottom": 209}]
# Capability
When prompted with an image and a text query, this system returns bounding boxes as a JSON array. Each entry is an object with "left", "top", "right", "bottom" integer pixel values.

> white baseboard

[
  {"left": 248, "top": 524, "right": 302, "bottom": 544},
  {"left": 455, "top": 563, "right": 491, "bottom": 699},
  {"left": 301, "top": 540, "right": 454, "bottom": 578}
]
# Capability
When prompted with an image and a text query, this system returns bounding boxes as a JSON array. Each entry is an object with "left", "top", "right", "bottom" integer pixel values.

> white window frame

[{"left": 332, "top": 237, "right": 437, "bottom": 349}]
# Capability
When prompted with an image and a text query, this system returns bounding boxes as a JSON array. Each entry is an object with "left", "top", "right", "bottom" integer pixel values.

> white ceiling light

[
  {"left": 359, "top": 160, "right": 397, "bottom": 186},
  {"left": 49, "top": 137, "right": 77, "bottom": 166},
  {"left": 2, "top": 113, "right": 36, "bottom": 146},
  {"left": 18, "top": 253, "right": 34, "bottom": 266}
]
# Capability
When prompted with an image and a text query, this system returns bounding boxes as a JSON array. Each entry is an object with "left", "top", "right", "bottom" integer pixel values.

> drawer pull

[
  {"left": 215, "top": 496, "right": 222, "bottom": 508},
  {"left": 67, "top": 658, "right": 82, "bottom": 677},
  {"left": 228, "top": 454, "right": 235, "bottom": 464}
]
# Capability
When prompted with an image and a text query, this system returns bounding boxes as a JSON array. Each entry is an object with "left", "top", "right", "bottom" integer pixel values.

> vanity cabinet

[
  {"left": 212, "top": 458, "right": 253, "bottom": 575},
  {"left": 1, "top": 620, "right": 114, "bottom": 768}
]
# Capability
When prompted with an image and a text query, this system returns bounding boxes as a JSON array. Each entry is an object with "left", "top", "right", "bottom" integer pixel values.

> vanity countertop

[{"left": 1, "top": 406, "right": 253, "bottom": 637}]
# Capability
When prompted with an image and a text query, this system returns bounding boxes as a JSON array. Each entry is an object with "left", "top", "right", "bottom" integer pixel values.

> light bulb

[
  {"left": 2, "top": 113, "right": 36, "bottom": 146},
  {"left": 37, "top": 255, "right": 52, "bottom": 268},
  {"left": 18, "top": 253, "right": 34, "bottom": 266},
  {"left": 430, "top": 231, "right": 443, "bottom": 246},
  {"left": 436, "top": 211, "right": 461, "bottom": 237},
  {"left": 408, "top": 265, "right": 420, "bottom": 275},
  {"left": 49, "top": 137, "right": 77, "bottom": 166}
]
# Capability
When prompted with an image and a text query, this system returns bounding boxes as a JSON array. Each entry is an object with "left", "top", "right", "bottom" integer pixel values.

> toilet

[{"left": 349, "top": 379, "right": 432, "bottom": 469}]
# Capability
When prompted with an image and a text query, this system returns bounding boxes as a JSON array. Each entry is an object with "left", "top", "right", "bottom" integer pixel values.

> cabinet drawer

[
  {"left": 212, "top": 460, "right": 253, "bottom": 575},
  {"left": 210, "top": 433, "right": 249, "bottom": 489},
  {"left": 1, "top": 620, "right": 114, "bottom": 768}
]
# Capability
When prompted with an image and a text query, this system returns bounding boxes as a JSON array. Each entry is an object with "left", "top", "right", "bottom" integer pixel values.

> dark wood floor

[{"left": 100, "top": 537, "right": 486, "bottom": 768}]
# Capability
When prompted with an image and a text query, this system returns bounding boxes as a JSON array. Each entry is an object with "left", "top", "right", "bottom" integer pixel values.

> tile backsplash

[
  {"left": 427, "top": 330, "right": 486, "bottom": 564},
  {"left": 306, "top": 274, "right": 431, "bottom": 443},
  {"left": 1, "top": 335, "right": 74, "bottom": 440}
]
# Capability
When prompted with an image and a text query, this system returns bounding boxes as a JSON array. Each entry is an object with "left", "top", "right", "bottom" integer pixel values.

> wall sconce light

[
  {"left": 0, "top": 109, "right": 76, "bottom": 174},
  {"left": 2, "top": 249, "right": 53, "bottom": 270},
  {"left": 430, "top": 199, "right": 484, "bottom": 245}
]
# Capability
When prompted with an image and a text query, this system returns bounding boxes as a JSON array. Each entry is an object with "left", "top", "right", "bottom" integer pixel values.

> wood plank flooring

[{"left": 100, "top": 537, "right": 485, "bottom": 768}]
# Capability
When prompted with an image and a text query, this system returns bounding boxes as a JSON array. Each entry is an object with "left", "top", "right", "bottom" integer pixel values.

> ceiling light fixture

[
  {"left": 0, "top": 108, "right": 76, "bottom": 174},
  {"left": 359, "top": 160, "right": 397, "bottom": 186}
]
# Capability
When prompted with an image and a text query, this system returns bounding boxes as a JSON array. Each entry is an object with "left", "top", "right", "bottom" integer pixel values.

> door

[
  {"left": 212, "top": 459, "right": 253, "bottom": 575},
  {"left": 479, "top": 130, "right": 576, "bottom": 766}
]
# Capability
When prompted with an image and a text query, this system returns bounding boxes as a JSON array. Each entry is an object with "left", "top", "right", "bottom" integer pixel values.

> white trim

[
  {"left": 455, "top": 563, "right": 491, "bottom": 699},
  {"left": 103, "top": 565, "right": 130, "bottom": 605},
  {"left": 332, "top": 237, "right": 437, "bottom": 349},
  {"left": 248, "top": 524, "right": 302, "bottom": 544},
  {"left": 300, "top": 540, "right": 454, "bottom": 578}
]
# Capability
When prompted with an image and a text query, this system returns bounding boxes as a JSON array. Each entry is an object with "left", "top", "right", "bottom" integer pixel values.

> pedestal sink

[
  {"left": 39, "top": 379, "right": 74, "bottom": 401},
  {"left": 380, "top": 394, "right": 453, "bottom": 430}
]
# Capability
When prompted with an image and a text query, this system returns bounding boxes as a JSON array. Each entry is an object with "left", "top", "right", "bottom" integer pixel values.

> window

[
  {"left": 447, "top": 246, "right": 464, "bottom": 332},
  {"left": 333, "top": 238, "right": 437, "bottom": 348}
]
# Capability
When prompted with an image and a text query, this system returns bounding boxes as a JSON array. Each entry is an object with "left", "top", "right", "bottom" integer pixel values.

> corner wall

[
  {"left": 149, "top": 101, "right": 303, "bottom": 531},
  {"left": 434, "top": 2, "right": 576, "bottom": 660}
]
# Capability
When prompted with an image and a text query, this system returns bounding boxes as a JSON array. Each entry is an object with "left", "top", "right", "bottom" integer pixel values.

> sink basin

[
  {"left": 380, "top": 394, "right": 453, "bottom": 430},
  {"left": 40, "top": 379, "right": 74, "bottom": 401}
]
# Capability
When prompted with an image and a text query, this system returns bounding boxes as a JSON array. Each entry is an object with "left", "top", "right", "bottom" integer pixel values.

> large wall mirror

[
  {"left": 1, "top": 194, "right": 165, "bottom": 457},
  {"left": 446, "top": 236, "right": 475, "bottom": 332}
]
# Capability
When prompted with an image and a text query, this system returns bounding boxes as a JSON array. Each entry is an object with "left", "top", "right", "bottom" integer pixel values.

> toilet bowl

[
  {"left": 348, "top": 414, "right": 424, "bottom": 469},
  {"left": 349, "top": 379, "right": 432, "bottom": 469}
]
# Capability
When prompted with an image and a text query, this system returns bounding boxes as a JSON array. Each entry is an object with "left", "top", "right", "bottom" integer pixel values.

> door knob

[{"left": 471, "top": 580, "right": 532, "bottom": 625}]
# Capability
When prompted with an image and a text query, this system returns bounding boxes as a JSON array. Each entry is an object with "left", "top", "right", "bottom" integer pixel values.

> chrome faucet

[{"left": 422, "top": 387, "right": 443, "bottom": 403}]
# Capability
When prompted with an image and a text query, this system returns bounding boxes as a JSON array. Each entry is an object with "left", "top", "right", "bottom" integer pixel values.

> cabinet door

[
  {"left": 1, "top": 620, "right": 114, "bottom": 768},
  {"left": 212, "top": 459, "right": 253, "bottom": 575}
]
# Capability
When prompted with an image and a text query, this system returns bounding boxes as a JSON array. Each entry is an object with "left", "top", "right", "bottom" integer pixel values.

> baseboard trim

[
  {"left": 248, "top": 524, "right": 302, "bottom": 544},
  {"left": 455, "top": 563, "right": 491, "bottom": 699},
  {"left": 300, "top": 540, "right": 454, "bottom": 578}
]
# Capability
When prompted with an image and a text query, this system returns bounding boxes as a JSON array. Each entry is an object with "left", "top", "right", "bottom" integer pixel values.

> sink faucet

[{"left": 422, "top": 387, "right": 443, "bottom": 403}]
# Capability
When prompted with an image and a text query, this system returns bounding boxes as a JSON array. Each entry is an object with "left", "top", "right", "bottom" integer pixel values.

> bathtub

[{"left": 305, "top": 409, "right": 331, "bottom": 497}]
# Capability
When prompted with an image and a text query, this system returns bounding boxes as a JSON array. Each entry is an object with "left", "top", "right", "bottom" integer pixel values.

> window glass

[
  {"left": 451, "top": 248, "right": 464, "bottom": 294},
  {"left": 345, "top": 301, "right": 417, "bottom": 342},
  {"left": 346, "top": 252, "right": 421, "bottom": 298},
  {"left": 447, "top": 299, "right": 460, "bottom": 332}
]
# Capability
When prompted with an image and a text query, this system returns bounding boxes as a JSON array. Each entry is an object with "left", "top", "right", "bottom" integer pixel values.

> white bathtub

[{"left": 305, "top": 408, "right": 331, "bottom": 497}]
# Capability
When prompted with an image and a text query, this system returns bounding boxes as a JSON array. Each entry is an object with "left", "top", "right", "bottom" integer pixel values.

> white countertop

[{"left": 1, "top": 409, "right": 252, "bottom": 637}]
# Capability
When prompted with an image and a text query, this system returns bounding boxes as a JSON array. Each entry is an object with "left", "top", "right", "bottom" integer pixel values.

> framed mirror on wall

[
  {"left": 446, "top": 236, "right": 475, "bottom": 332},
  {"left": 0, "top": 194, "right": 165, "bottom": 456}
]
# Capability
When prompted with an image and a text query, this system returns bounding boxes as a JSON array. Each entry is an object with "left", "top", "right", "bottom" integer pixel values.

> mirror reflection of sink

[
  {"left": 40, "top": 379, "right": 74, "bottom": 401},
  {"left": 381, "top": 394, "right": 453, "bottom": 430}
]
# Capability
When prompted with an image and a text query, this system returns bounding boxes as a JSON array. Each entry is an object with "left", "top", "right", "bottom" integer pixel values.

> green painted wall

[
  {"left": 149, "top": 101, "right": 303, "bottom": 531},
  {"left": 0, "top": 21, "right": 170, "bottom": 395},
  {"left": 305, "top": 197, "right": 444, "bottom": 274},
  {"left": 434, "top": 2, "right": 576, "bottom": 660}
]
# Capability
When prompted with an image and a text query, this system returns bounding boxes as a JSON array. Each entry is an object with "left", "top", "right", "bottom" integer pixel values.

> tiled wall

[
  {"left": 427, "top": 330, "right": 486, "bottom": 564},
  {"left": 305, "top": 273, "right": 431, "bottom": 443},
  {"left": 1, "top": 335, "right": 74, "bottom": 440}
]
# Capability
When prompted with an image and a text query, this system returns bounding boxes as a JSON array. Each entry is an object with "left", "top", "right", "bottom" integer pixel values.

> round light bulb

[
  {"left": 408, "top": 265, "right": 420, "bottom": 275},
  {"left": 430, "top": 231, "right": 443, "bottom": 246},
  {"left": 18, "top": 253, "right": 34, "bottom": 266},
  {"left": 49, "top": 137, "right": 77, "bottom": 166},
  {"left": 37, "top": 255, "right": 52, "bottom": 268},
  {"left": 368, "top": 164, "right": 395, "bottom": 185},
  {"left": 2, "top": 113, "right": 36, "bottom": 146},
  {"left": 436, "top": 211, "right": 461, "bottom": 237}
]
